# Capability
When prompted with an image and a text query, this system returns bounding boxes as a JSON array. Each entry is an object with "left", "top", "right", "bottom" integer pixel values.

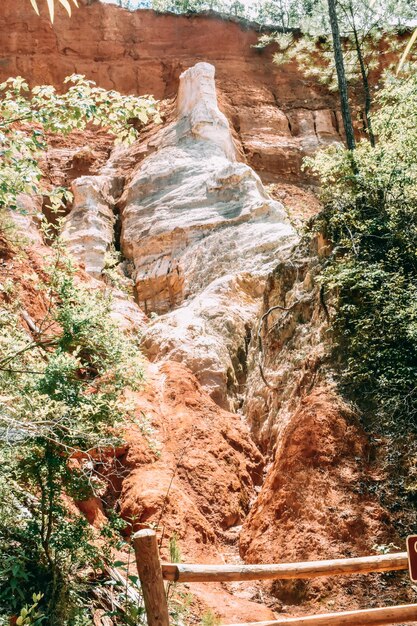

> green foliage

[
  {"left": 200, "top": 609, "right": 221, "bottom": 626},
  {"left": 0, "top": 239, "right": 144, "bottom": 624},
  {"left": 0, "top": 68, "right": 162, "bottom": 625},
  {"left": 307, "top": 65, "right": 417, "bottom": 432},
  {"left": 263, "top": 30, "right": 393, "bottom": 92},
  {"left": 149, "top": 0, "right": 298, "bottom": 21},
  {"left": 167, "top": 587, "right": 193, "bottom": 626},
  {"left": 169, "top": 533, "right": 182, "bottom": 564},
  {"left": 262, "top": 0, "right": 417, "bottom": 35},
  {"left": 151, "top": 0, "right": 242, "bottom": 14},
  {"left": 15, "top": 594, "right": 45, "bottom": 626},
  {"left": 102, "top": 248, "right": 134, "bottom": 295},
  {"left": 257, "top": 0, "right": 417, "bottom": 145},
  {"left": 0, "top": 74, "right": 160, "bottom": 211},
  {"left": 255, "top": 0, "right": 301, "bottom": 27}
]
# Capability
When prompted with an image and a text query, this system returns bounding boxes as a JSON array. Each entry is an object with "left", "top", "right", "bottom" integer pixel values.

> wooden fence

[{"left": 132, "top": 529, "right": 416, "bottom": 626}]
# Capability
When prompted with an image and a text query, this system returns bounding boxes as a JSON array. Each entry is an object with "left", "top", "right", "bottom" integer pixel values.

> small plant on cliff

[
  {"left": 164, "top": 536, "right": 193, "bottom": 626},
  {"left": 0, "top": 236, "right": 144, "bottom": 624},
  {"left": 200, "top": 610, "right": 221, "bottom": 626},
  {"left": 0, "top": 74, "right": 160, "bottom": 213},
  {"left": 307, "top": 63, "right": 417, "bottom": 433}
]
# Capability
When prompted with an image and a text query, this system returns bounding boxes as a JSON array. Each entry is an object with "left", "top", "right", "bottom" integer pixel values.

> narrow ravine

[
  {"left": 50, "top": 58, "right": 416, "bottom": 621},
  {"left": 58, "top": 60, "right": 298, "bottom": 620}
]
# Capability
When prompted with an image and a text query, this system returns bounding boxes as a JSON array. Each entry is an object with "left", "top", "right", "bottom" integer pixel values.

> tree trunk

[
  {"left": 327, "top": 0, "right": 356, "bottom": 151},
  {"left": 349, "top": 5, "right": 375, "bottom": 146}
]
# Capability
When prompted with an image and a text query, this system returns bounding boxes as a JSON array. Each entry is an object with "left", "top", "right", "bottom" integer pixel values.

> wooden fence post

[{"left": 133, "top": 529, "right": 170, "bottom": 626}]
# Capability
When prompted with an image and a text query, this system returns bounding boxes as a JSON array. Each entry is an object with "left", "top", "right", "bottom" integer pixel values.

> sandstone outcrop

[
  {"left": 120, "top": 62, "right": 295, "bottom": 409},
  {"left": 240, "top": 387, "right": 399, "bottom": 612},
  {"left": 3, "top": 4, "right": 411, "bottom": 619},
  {"left": 0, "top": 225, "right": 276, "bottom": 622},
  {"left": 243, "top": 244, "right": 326, "bottom": 451},
  {"left": 119, "top": 360, "right": 264, "bottom": 549},
  {"left": 62, "top": 174, "right": 122, "bottom": 277},
  {"left": 238, "top": 242, "right": 414, "bottom": 612},
  {"left": 1, "top": 0, "right": 343, "bottom": 184}
]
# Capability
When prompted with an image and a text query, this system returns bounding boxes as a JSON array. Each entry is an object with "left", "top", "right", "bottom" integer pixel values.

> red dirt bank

[{"left": 0, "top": 0, "right": 343, "bottom": 184}]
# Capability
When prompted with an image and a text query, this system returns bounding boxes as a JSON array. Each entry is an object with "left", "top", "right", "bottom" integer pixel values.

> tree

[
  {"left": 306, "top": 62, "right": 417, "bottom": 432},
  {"left": 0, "top": 244, "right": 145, "bottom": 624},
  {"left": 229, "top": 0, "right": 245, "bottom": 16},
  {"left": 340, "top": 0, "right": 375, "bottom": 145},
  {"left": 0, "top": 74, "right": 159, "bottom": 624},
  {"left": 327, "top": 0, "right": 355, "bottom": 149},
  {"left": 0, "top": 74, "right": 160, "bottom": 212},
  {"left": 151, "top": 0, "right": 228, "bottom": 13},
  {"left": 333, "top": 0, "right": 416, "bottom": 145},
  {"left": 253, "top": 0, "right": 310, "bottom": 28},
  {"left": 259, "top": 0, "right": 416, "bottom": 147},
  {"left": 397, "top": 25, "right": 417, "bottom": 73}
]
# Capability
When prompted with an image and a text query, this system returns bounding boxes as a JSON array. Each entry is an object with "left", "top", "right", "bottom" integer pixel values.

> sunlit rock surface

[
  {"left": 62, "top": 173, "right": 123, "bottom": 278},
  {"left": 1, "top": 3, "right": 344, "bottom": 184},
  {"left": 120, "top": 62, "right": 296, "bottom": 408}
]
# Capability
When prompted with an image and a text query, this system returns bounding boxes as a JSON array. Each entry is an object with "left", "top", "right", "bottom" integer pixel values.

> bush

[
  {"left": 307, "top": 65, "right": 417, "bottom": 432},
  {"left": 0, "top": 74, "right": 160, "bottom": 211},
  {"left": 0, "top": 240, "right": 144, "bottom": 624}
]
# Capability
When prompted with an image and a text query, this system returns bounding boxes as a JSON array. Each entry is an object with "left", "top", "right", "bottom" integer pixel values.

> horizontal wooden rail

[
  {"left": 225, "top": 604, "right": 417, "bottom": 626},
  {"left": 161, "top": 552, "right": 408, "bottom": 583}
]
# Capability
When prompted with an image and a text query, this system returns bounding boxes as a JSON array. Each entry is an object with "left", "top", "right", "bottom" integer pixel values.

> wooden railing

[{"left": 132, "top": 529, "right": 416, "bottom": 626}]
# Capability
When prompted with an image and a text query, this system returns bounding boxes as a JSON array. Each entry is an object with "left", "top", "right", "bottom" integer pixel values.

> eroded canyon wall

[
  {"left": 1, "top": 4, "right": 412, "bottom": 620},
  {"left": 57, "top": 57, "right": 412, "bottom": 617},
  {"left": 0, "top": 0, "right": 342, "bottom": 183},
  {"left": 121, "top": 62, "right": 296, "bottom": 409}
]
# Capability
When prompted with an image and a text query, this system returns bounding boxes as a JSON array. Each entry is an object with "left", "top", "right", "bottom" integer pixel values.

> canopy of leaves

[
  {"left": 109, "top": 0, "right": 328, "bottom": 23},
  {"left": 307, "top": 64, "right": 417, "bottom": 432},
  {"left": 0, "top": 74, "right": 160, "bottom": 212},
  {"left": 257, "top": 0, "right": 416, "bottom": 89}
]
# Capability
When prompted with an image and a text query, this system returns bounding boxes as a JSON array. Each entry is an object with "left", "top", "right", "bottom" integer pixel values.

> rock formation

[
  {"left": 60, "top": 61, "right": 296, "bottom": 409},
  {"left": 62, "top": 173, "right": 122, "bottom": 277},
  {"left": 1, "top": 0, "right": 343, "bottom": 184},
  {"left": 2, "top": 4, "right": 412, "bottom": 621},
  {"left": 0, "top": 224, "right": 275, "bottom": 621},
  {"left": 120, "top": 62, "right": 295, "bottom": 409}
]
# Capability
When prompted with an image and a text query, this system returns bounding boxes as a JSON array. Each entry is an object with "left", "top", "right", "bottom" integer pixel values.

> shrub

[
  {"left": 0, "top": 241, "right": 144, "bottom": 624},
  {"left": 307, "top": 65, "right": 417, "bottom": 432}
]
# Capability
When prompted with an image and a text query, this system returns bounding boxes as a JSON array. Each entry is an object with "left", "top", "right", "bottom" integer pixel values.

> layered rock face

[
  {"left": 5, "top": 5, "right": 410, "bottom": 618},
  {"left": 62, "top": 173, "right": 122, "bottom": 277},
  {"left": 238, "top": 247, "right": 412, "bottom": 611},
  {"left": 0, "top": 0, "right": 343, "bottom": 184},
  {"left": 1, "top": 219, "right": 274, "bottom": 622},
  {"left": 120, "top": 62, "right": 295, "bottom": 408},
  {"left": 240, "top": 387, "right": 398, "bottom": 612}
]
